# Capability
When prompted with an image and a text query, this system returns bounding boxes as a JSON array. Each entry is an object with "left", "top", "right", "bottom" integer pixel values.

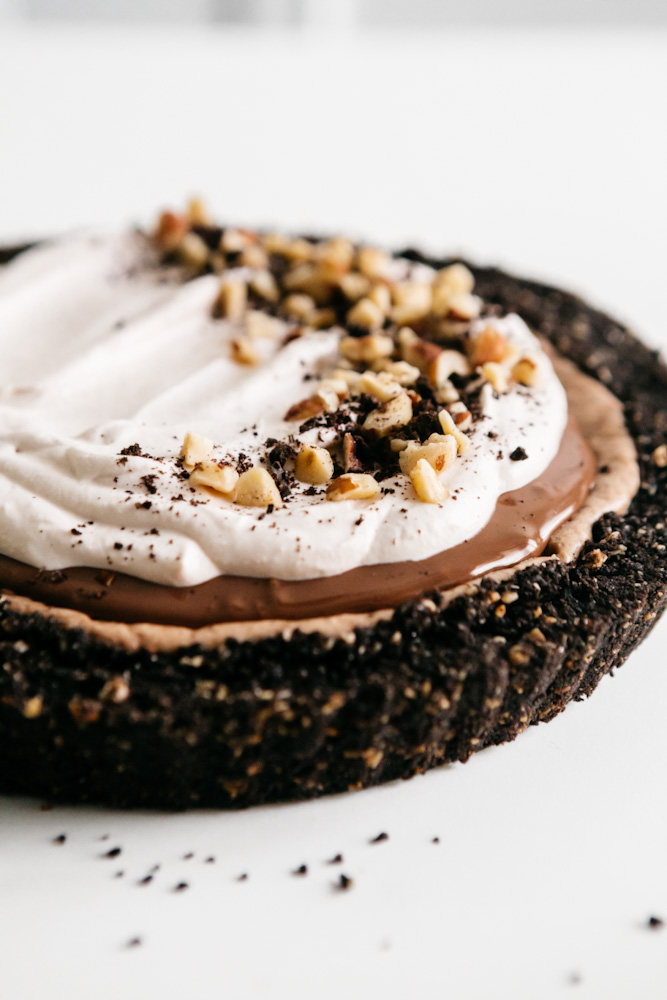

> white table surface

[{"left": 0, "top": 24, "right": 666, "bottom": 1000}]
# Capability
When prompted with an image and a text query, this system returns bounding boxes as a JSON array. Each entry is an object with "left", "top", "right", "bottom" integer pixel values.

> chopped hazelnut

[
  {"left": 239, "top": 244, "right": 269, "bottom": 270},
  {"left": 512, "top": 357, "right": 540, "bottom": 387},
  {"left": 250, "top": 270, "right": 279, "bottom": 302},
  {"left": 178, "top": 232, "right": 209, "bottom": 270},
  {"left": 220, "top": 228, "right": 251, "bottom": 253},
  {"left": 363, "top": 392, "right": 413, "bottom": 437},
  {"left": 368, "top": 284, "right": 392, "bottom": 313},
  {"left": 307, "top": 307, "right": 337, "bottom": 330},
  {"left": 295, "top": 445, "right": 335, "bottom": 485},
  {"left": 468, "top": 326, "right": 510, "bottom": 367},
  {"left": 397, "top": 327, "right": 441, "bottom": 372},
  {"left": 438, "top": 409, "right": 469, "bottom": 453},
  {"left": 314, "top": 384, "right": 342, "bottom": 413},
  {"left": 215, "top": 278, "right": 248, "bottom": 321},
  {"left": 230, "top": 336, "right": 260, "bottom": 366},
  {"left": 317, "top": 237, "right": 355, "bottom": 271},
  {"left": 653, "top": 444, "right": 667, "bottom": 468},
  {"left": 398, "top": 436, "right": 457, "bottom": 475},
  {"left": 155, "top": 211, "right": 189, "bottom": 251},
  {"left": 482, "top": 361, "right": 510, "bottom": 393},
  {"left": 434, "top": 262, "right": 475, "bottom": 295},
  {"left": 447, "top": 292, "right": 481, "bottom": 321},
  {"left": 284, "top": 396, "right": 326, "bottom": 421},
  {"left": 409, "top": 458, "right": 449, "bottom": 504},
  {"left": 339, "top": 272, "right": 371, "bottom": 302},
  {"left": 357, "top": 246, "right": 391, "bottom": 281},
  {"left": 187, "top": 197, "right": 210, "bottom": 226},
  {"left": 235, "top": 467, "right": 283, "bottom": 508},
  {"left": 283, "top": 293, "right": 316, "bottom": 320},
  {"left": 245, "top": 310, "right": 282, "bottom": 340},
  {"left": 428, "top": 349, "right": 471, "bottom": 386},
  {"left": 283, "top": 238, "right": 315, "bottom": 262},
  {"left": 339, "top": 333, "right": 394, "bottom": 364},
  {"left": 346, "top": 297, "right": 385, "bottom": 329},
  {"left": 181, "top": 431, "right": 214, "bottom": 469},
  {"left": 189, "top": 461, "right": 239, "bottom": 496},
  {"left": 381, "top": 360, "right": 421, "bottom": 386},
  {"left": 358, "top": 371, "right": 403, "bottom": 402},
  {"left": 326, "top": 473, "right": 381, "bottom": 502},
  {"left": 390, "top": 282, "right": 432, "bottom": 326}
]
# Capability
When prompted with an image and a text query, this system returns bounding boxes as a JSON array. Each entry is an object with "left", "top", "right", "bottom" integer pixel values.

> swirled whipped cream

[{"left": 0, "top": 230, "right": 567, "bottom": 585}]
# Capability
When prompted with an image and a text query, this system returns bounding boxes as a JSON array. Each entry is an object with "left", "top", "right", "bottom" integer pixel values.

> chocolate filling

[{"left": 0, "top": 419, "right": 594, "bottom": 626}]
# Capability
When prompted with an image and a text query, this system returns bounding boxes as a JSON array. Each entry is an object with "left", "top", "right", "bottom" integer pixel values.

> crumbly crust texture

[{"left": 1, "top": 250, "right": 665, "bottom": 809}]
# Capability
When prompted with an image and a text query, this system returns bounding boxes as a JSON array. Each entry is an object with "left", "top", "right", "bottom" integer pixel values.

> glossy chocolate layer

[{"left": 0, "top": 419, "right": 595, "bottom": 627}]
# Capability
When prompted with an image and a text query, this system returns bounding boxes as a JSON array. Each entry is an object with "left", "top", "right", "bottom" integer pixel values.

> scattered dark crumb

[
  {"left": 119, "top": 443, "right": 143, "bottom": 457},
  {"left": 292, "top": 865, "right": 308, "bottom": 876},
  {"left": 236, "top": 873, "right": 248, "bottom": 882},
  {"left": 40, "top": 802, "right": 53, "bottom": 811},
  {"left": 370, "top": 832, "right": 389, "bottom": 844},
  {"left": 337, "top": 874, "right": 354, "bottom": 891},
  {"left": 174, "top": 882, "right": 189, "bottom": 892},
  {"left": 183, "top": 852, "right": 194, "bottom": 860},
  {"left": 99, "top": 834, "right": 110, "bottom": 841},
  {"left": 52, "top": 833, "right": 67, "bottom": 845},
  {"left": 432, "top": 837, "right": 440, "bottom": 844},
  {"left": 103, "top": 847, "right": 122, "bottom": 859},
  {"left": 135, "top": 500, "right": 152, "bottom": 510},
  {"left": 599, "top": 464, "right": 610, "bottom": 474},
  {"left": 114, "top": 871, "right": 124, "bottom": 879},
  {"left": 126, "top": 937, "right": 142, "bottom": 949},
  {"left": 149, "top": 864, "right": 160, "bottom": 874},
  {"left": 567, "top": 972, "right": 582, "bottom": 986},
  {"left": 648, "top": 915, "right": 664, "bottom": 930},
  {"left": 204, "top": 856, "right": 216, "bottom": 864},
  {"left": 327, "top": 854, "right": 343, "bottom": 865},
  {"left": 70, "top": 528, "right": 81, "bottom": 536},
  {"left": 509, "top": 446, "right": 528, "bottom": 462},
  {"left": 138, "top": 875, "right": 153, "bottom": 886},
  {"left": 141, "top": 474, "right": 158, "bottom": 495}
]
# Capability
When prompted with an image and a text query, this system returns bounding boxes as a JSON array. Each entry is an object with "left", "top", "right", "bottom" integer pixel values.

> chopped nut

[
  {"left": 438, "top": 409, "right": 469, "bottom": 453},
  {"left": 245, "top": 310, "right": 282, "bottom": 340},
  {"left": 295, "top": 445, "right": 334, "bottom": 485},
  {"left": 284, "top": 396, "right": 326, "bottom": 421},
  {"left": 261, "top": 232, "right": 291, "bottom": 255},
  {"left": 390, "top": 282, "right": 432, "bottom": 326},
  {"left": 283, "top": 293, "right": 316, "bottom": 320},
  {"left": 230, "top": 336, "right": 260, "bottom": 366},
  {"left": 307, "top": 307, "right": 337, "bottom": 330},
  {"left": 368, "top": 283, "right": 392, "bottom": 313},
  {"left": 398, "top": 435, "right": 457, "bottom": 475},
  {"left": 283, "top": 263, "right": 333, "bottom": 303},
  {"left": 314, "top": 384, "right": 341, "bottom": 413},
  {"left": 397, "top": 327, "right": 441, "bottom": 371},
  {"left": 155, "top": 211, "right": 189, "bottom": 251},
  {"left": 239, "top": 244, "right": 269, "bottom": 270},
  {"left": 357, "top": 246, "right": 391, "bottom": 281},
  {"left": 339, "top": 272, "right": 371, "bottom": 301},
  {"left": 249, "top": 270, "right": 279, "bottom": 302},
  {"left": 512, "top": 356, "right": 540, "bottom": 387},
  {"left": 448, "top": 401, "right": 472, "bottom": 430},
  {"left": 214, "top": 278, "right": 247, "bottom": 321},
  {"left": 363, "top": 392, "right": 413, "bottom": 437},
  {"left": 434, "top": 262, "right": 475, "bottom": 295},
  {"left": 339, "top": 333, "right": 394, "bottom": 363},
  {"left": 178, "top": 232, "right": 209, "bottom": 270},
  {"left": 652, "top": 444, "right": 667, "bottom": 468},
  {"left": 409, "top": 458, "right": 449, "bottom": 504},
  {"left": 381, "top": 360, "right": 421, "bottom": 386},
  {"left": 346, "top": 297, "right": 386, "bottom": 329},
  {"left": 187, "top": 197, "right": 210, "bottom": 226},
  {"left": 235, "top": 467, "right": 283, "bottom": 508},
  {"left": 468, "top": 326, "right": 510, "bottom": 367},
  {"left": 482, "top": 361, "right": 510, "bottom": 394},
  {"left": 189, "top": 461, "right": 240, "bottom": 496},
  {"left": 22, "top": 695, "right": 43, "bottom": 719},
  {"left": 428, "top": 349, "right": 471, "bottom": 386},
  {"left": 318, "top": 375, "right": 349, "bottom": 400},
  {"left": 181, "top": 431, "right": 214, "bottom": 469},
  {"left": 317, "top": 237, "right": 355, "bottom": 271},
  {"left": 220, "top": 228, "right": 250, "bottom": 253},
  {"left": 343, "top": 433, "right": 363, "bottom": 472},
  {"left": 326, "top": 473, "right": 381, "bottom": 502},
  {"left": 283, "top": 238, "right": 315, "bottom": 262},
  {"left": 447, "top": 292, "right": 481, "bottom": 320},
  {"left": 99, "top": 676, "right": 131, "bottom": 704},
  {"left": 358, "top": 371, "right": 403, "bottom": 402}
]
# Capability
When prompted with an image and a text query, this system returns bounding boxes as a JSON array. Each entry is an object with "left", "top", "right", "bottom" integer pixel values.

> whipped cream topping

[{"left": 0, "top": 232, "right": 568, "bottom": 586}]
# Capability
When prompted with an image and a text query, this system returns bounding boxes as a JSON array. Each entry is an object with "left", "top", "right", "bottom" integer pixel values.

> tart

[{"left": 0, "top": 203, "right": 665, "bottom": 809}]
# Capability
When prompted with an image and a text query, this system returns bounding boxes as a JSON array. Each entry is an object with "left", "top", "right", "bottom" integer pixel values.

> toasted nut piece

[
  {"left": 368, "top": 284, "right": 392, "bottom": 313},
  {"left": 434, "top": 380, "right": 460, "bottom": 405},
  {"left": 343, "top": 433, "right": 364, "bottom": 472},
  {"left": 339, "top": 272, "right": 371, "bottom": 301},
  {"left": 314, "top": 384, "right": 341, "bottom": 413},
  {"left": 317, "top": 237, "right": 355, "bottom": 272},
  {"left": 284, "top": 395, "right": 326, "bottom": 421},
  {"left": 235, "top": 467, "right": 283, "bottom": 508},
  {"left": 220, "top": 228, "right": 250, "bottom": 253},
  {"left": 390, "top": 282, "right": 432, "bottom": 326},
  {"left": 178, "top": 232, "right": 210, "bottom": 269},
  {"left": 332, "top": 367, "right": 362, "bottom": 392},
  {"left": 283, "top": 262, "right": 334, "bottom": 304},
  {"left": 284, "top": 238, "right": 315, "bottom": 262},
  {"left": 438, "top": 409, "right": 469, "bottom": 453},
  {"left": 239, "top": 244, "right": 269, "bottom": 269},
  {"left": 399, "top": 436, "right": 457, "bottom": 475},
  {"left": 468, "top": 326, "right": 510, "bottom": 367},
  {"left": 339, "top": 333, "right": 394, "bottom": 363},
  {"left": 357, "top": 246, "right": 391, "bottom": 281},
  {"left": 318, "top": 375, "right": 349, "bottom": 400},
  {"left": 409, "top": 458, "right": 449, "bottom": 504},
  {"left": 189, "top": 461, "right": 240, "bottom": 495},
  {"left": 245, "top": 310, "right": 282, "bottom": 340},
  {"left": 449, "top": 401, "right": 472, "bottom": 430},
  {"left": 230, "top": 336, "right": 260, "bottom": 366},
  {"left": 215, "top": 278, "right": 248, "bottom": 321},
  {"left": 382, "top": 360, "right": 421, "bottom": 386},
  {"left": 307, "top": 307, "right": 337, "bottom": 330},
  {"left": 326, "top": 473, "right": 381, "bottom": 502},
  {"left": 397, "top": 327, "right": 441, "bottom": 371},
  {"left": 434, "top": 262, "right": 475, "bottom": 294},
  {"left": 295, "top": 445, "right": 335, "bottom": 485},
  {"left": 187, "top": 197, "right": 210, "bottom": 226},
  {"left": 512, "top": 356, "right": 540, "bottom": 387},
  {"left": 390, "top": 438, "right": 410, "bottom": 452},
  {"left": 154, "top": 211, "right": 189, "bottom": 251},
  {"left": 447, "top": 292, "right": 481, "bottom": 321},
  {"left": 261, "top": 232, "right": 292, "bottom": 255},
  {"left": 482, "top": 361, "right": 510, "bottom": 393},
  {"left": 249, "top": 269, "right": 280, "bottom": 302},
  {"left": 283, "top": 293, "right": 316, "bottom": 320},
  {"left": 363, "top": 392, "right": 413, "bottom": 437},
  {"left": 346, "top": 297, "right": 385, "bottom": 329},
  {"left": 181, "top": 431, "right": 214, "bottom": 469},
  {"left": 359, "top": 371, "right": 403, "bottom": 402},
  {"left": 428, "top": 349, "right": 471, "bottom": 386},
  {"left": 652, "top": 444, "right": 667, "bottom": 467}
]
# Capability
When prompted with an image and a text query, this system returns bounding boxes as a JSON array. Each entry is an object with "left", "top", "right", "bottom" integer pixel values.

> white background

[{"left": 0, "top": 23, "right": 666, "bottom": 1000}]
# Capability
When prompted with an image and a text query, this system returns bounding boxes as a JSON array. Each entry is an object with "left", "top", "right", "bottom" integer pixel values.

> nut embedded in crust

[
  {"left": 363, "top": 392, "right": 413, "bottom": 437},
  {"left": 235, "top": 467, "right": 283, "bottom": 508},
  {"left": 295, "top": 445, "right": 334, "bottom": 485},
  {"left": 409, "top": 458, "right": 449, "bottom": 504},
  {"left": 189, "top": 461, "right": 239, "bottom": 496},
  {"left": 326, "top": 473, "right": 381, "bottom": 502},
  {"left": 181, "top": 432, "right": 214, "bottom": 469}
]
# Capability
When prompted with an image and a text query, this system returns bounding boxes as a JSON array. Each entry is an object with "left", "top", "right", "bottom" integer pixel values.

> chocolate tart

[{"left": 0, "top": 234, "right": 665, "bottom": 809}]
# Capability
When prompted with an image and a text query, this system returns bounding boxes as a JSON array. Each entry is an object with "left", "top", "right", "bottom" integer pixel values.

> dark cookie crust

[{"left": 1, "top": 248, "right": 666, "bottom": 809}]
